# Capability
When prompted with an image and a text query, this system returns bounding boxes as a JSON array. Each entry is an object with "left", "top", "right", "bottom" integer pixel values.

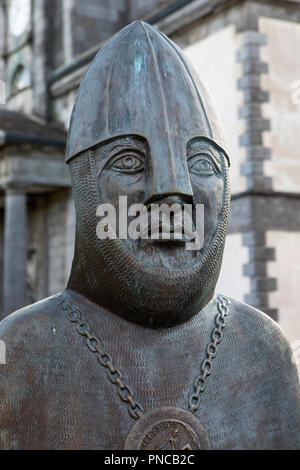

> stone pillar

[
  {"left": 2, "top": 186, "right": 27, "bottom": 318},
  {"left": 32, "top": 0, "right": 48, "bottom": 119},
  {"left": 0, "top": 1, "right": 6, "bottom": 84},
  {"left": 62, "top": 0, "right": 74, "bottom": 64}
]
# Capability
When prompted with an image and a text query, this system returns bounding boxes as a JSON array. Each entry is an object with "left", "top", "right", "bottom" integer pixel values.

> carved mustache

[{"left": 137, "top": 211, "right": 197, "bottom": 242}]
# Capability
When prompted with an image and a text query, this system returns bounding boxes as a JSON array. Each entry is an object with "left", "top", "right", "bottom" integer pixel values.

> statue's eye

[
  {"left": 110, "top": 154, "right": 145, "bottom": 173},
  {"left": 188, "top": 156, "right": 216, "bottom": 176}
]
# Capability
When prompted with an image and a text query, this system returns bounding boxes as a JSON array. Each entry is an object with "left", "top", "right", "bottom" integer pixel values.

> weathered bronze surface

[{"left": 0, "top": 21, "right": 299, "bottom": 450}]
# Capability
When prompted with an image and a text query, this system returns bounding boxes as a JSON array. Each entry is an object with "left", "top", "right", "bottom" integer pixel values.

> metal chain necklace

[{"left": 61, "top": 295, "right": 230, "bottom": 450}]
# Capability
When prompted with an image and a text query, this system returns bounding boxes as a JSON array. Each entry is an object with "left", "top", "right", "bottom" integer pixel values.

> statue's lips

[{"left": 139, "top": 221, "right": 195, "bottom": 244}]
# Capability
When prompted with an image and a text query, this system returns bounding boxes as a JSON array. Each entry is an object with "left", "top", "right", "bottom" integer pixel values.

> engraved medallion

[{"left": 124, "top": 407, "right": 211, "bottom": 450}]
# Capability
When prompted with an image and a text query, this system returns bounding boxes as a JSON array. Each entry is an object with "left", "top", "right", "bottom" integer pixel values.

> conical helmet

[{"left": 66, "top": 21, "right": 229, "bottom": 166}]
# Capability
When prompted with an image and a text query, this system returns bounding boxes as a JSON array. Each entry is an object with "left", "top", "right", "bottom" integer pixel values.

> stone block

[
  {"left": 245, "top": 146, "right": 271, "bottom": 161},
  {"left": 243, "top": 88, "right": 269, "bottom": 104},
  {"left": 246, "top": 175, "right": 273, "bottom": 192},
  {"left": 248, "top": 246, "right": 276, "bottom": 262},
  {"left": 239, "top": 131, "right": 263, "bottom": 147},
  {"left": 242, "top": 31, "right": 267, "bottom": 47},
  {"left": 242, "top": 231, "right": 266, "bottom": 247},
  {"left": 237, "top": 46, "right": 260, "bottom": 62},
  {"left": 243, "top": 59, "right": 268, "bottom": 76},
  {"left": 250, "top": 277, "right": 277, "bottom": 292},
  {"left": 237, "top": 74, "right": 261, "bottom": 90},
  {"left": 241, "top": 160, "right": 264, "bottom": 176},
  {"left": 243, "top": 262, "right": 267, "bottom": 277}
]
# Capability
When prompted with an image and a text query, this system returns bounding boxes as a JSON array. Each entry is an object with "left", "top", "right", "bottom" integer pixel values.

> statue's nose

[
  {"left": 144, "top": 152, "right": 194, "bottom": 206},
  {"left": 145, "top": 194, "right": 192, "bottom": 208}
]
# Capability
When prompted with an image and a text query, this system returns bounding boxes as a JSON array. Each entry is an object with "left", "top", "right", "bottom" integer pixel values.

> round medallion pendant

[{"left": 124, "top": 407, "right": 211, "bottom": 450}]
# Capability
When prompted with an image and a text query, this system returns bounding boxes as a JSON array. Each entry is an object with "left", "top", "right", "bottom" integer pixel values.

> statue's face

[{"left": 95, "top": 135, "right": 225, "bottom": 269}]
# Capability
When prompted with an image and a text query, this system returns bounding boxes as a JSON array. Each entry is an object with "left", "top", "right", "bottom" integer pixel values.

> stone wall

[
  {"left": 71, "top": 0, "right": 128, "bottom": 57},
  {"left": 32, "top": 0, "right": 48, "bottom": 119},
  {"left": 217, "top": 233, "right": 251, "bottom": 302},
  {"left": 0, "top": 186, "right": 74, "bottom": 312},
  {"left": 128, "top": 0, "right": 175, "bottom": 21},
  {"left": 46, "top": 188, "right": 75, "bottom": 297},
  {"left": 0, "top": 1, "right": 5, "bottom": 84},
  {"left": 260, "top": 16, "right": 300, "bottom": 193},
  {"left": 48, "top": 0, "right": 65, "bottom": 69},
  {"left": 27, "top": 195, "right": 48, "bottom": 304},
  {"left": 267, "top": 231, "right": 300, "bottom": 351}
]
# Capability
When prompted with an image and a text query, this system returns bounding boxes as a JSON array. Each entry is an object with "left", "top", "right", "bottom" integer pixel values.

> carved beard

[{"left": 67, "top": 150, "right": 230, "bottom": 328}]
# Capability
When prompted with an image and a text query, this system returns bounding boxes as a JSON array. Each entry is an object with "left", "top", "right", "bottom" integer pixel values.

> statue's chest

[
  {"left": 42, "top": 298, "right": 246, "bottom": 449},
  {"left": 44, "top": 341, "right": 210, "bottom": 450},
  {"left": 41, "top": 338, "right": 270, "bottom": 450}
]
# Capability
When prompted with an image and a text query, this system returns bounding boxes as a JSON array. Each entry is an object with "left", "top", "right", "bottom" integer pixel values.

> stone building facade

[{"left": 0, "top": 0, "right": 299, "bottom": 363}]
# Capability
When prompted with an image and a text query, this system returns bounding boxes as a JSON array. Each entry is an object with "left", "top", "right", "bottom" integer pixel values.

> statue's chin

[{"left": 122, "top": 238, "right": 203, "bottom": 269}]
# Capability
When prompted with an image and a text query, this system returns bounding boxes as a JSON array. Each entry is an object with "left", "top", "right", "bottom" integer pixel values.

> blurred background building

[{"left": 0, "top": 0, "right": 299, "bottom": 360}]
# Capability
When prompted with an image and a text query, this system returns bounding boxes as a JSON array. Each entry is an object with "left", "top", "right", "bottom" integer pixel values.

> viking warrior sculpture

[{"left": 0, "top": 22, "right": 299, "bottom": 450}]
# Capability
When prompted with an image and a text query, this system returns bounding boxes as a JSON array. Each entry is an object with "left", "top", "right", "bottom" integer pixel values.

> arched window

[{"left": 11, "top": 64, "right": 31, "bottom": 94}]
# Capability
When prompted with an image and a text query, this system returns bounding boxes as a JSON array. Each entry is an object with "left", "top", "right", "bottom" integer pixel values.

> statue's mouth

[
  {"left": 139, "top": 220, "right": 195, "bottom": 244},
  {"left": 123, "top": 232, "right": 202, "bottom": 270},
  {"left": 108, "top": 200, "right": 206, "bottom": 268}
]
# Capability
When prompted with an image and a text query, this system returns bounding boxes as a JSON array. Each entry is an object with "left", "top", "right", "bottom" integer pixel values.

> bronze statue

[{"left": 0, "top": 21, "right": 299, "bottom": 450}]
